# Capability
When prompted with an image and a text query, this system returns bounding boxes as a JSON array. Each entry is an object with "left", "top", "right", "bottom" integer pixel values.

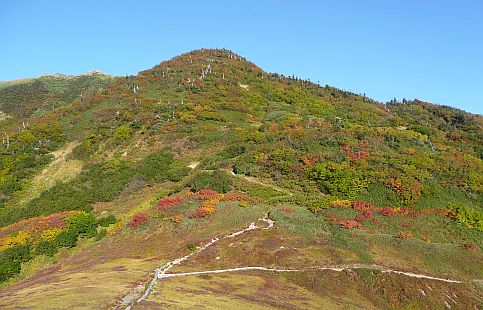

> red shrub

[
  {"left": 363, "top": 210, "right": 374, "bottom": 219},
  {"left": 340, "top": 220, "right": 362, "bottom": 229},
  {"left": 192, "top": 189, "right": 220, "bottom": 200},
  {"left": 157, "top": 196, "right": 183, "bottom": 213},
  {"left": 463, "top": 243, "right": 478, "bottom": 251},
  {"left": 352, "top": 200, "right": 375, "bottom": 212},
  {"left": 198, "top": 189, "right": 219, "bottom": 196},
  {"left": 356, "top": 210, "right": 375, "bottom": 222},
  {"left": 157, "top": 196, "right": 183, "bottom": 207},
  {"left": 341, "top": 141, "right": 370, "bottom": 165},
  {"left": 355, "top": 214, "right": 366, "bottom": 222},
  {"left": 129, "top": 214, "right": 148, "bottom": 228},
  {"left": 380, "top": 207, "right": 395, "bottom": 216}
]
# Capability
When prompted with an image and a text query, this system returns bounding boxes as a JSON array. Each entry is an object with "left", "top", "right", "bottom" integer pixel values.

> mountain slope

[
  {"left": 0, "top": 71, "right": 116, "bottom": 118},
  {"left": 0, "top": 49, "right": 481, "bottom": 309}
]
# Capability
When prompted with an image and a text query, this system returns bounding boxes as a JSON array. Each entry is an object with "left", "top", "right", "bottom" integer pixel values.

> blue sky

[{"left": 1, "top": 0, "right": 482, "bottom": 114}]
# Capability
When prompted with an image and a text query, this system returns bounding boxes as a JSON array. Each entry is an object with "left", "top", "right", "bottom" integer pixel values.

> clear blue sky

[{"left": 1, "top": 0, "right": 482, "bottom": 114}]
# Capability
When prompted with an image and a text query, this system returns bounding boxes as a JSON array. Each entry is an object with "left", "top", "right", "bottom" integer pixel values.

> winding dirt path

[
  {"left": 158, "top": 264, "right": 466, "bottom": 284},
  {"left": 123, "top": 215, "right": 273, "bottom": 309},
  {"left": 227, "top": 169, "right": 293, "bottom": 196},
  {"left": 120, "top": 213, "right": 480, "bottom": 309}
]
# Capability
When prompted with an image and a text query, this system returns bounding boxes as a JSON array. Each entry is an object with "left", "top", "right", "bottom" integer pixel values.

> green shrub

[
  {"left": 66, "top": 212, "right": 98, "bottom": 238},
  {"left": 35, "top": 240, "right": 58, "bottom": 256},
  {"left": 54, "top": 229, "right": 78, "bottom": 248},
  {"left": 138, "top": 150, "right": 173, "bottom": 182},
  {"left": 95, "top": 228, "right": 107, "bottom": 241},
  {"left": 226, "top": 145, "right": 247, "bottom": 158},
  {"left": 0, "top": 259, "right": 21, "bottom": 282},
  {"left": 97, "top": 215, "right": 116, "bottom": 227},
  {"left": 187, "top": 243, "right": 197, "bottom": 251},
  {"left": 449, "top": 205, "right": 483, "bottom": 231},
  {"left": 190, "top": 169, "right": 232, "bottom": 193},
  {"left": 0, "top": 244, "right": 31, "bottom": 282},
  {"left": 114, "top": 124, "right": 131, "bottom": 140},
  {"left": 309, "top": 163, "right": 368, "bottom": 199}
]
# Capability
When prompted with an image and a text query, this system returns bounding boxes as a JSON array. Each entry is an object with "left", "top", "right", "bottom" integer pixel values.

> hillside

[
  {"left": 0, "top": 71, "right": 116, "bottom": 118},
  {"left": 0, "top": 49, "right": 481, "bottom": 309}
]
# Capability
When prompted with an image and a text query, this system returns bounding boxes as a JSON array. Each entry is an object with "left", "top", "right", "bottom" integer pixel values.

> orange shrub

[
  {"left": 222, "top": 192, "right": 250, "bottom": 202},
  {"left": 189, "top": 206, "right": 215, "bottom": 218},
  {"left": 386, "top": 177, "right": 421, "bottom": 206},
  {"left": 169, "top": 215, "right": 184, "bottom": 223},
  {"left": 340, "top": 220, "right": 361, "bottom": 229},
  {"left": 190, "top": 188, "right": 221, "bottom": 200},
  {"left": 396, "top": 232, "right": 413, "bottom": 239}
]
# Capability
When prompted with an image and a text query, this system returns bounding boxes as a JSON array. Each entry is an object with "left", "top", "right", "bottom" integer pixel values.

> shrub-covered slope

[
  {"left": 0, "top": 72, "right": 115, "bottom": 118},
  {"left": 0, "top": 49, "right": 481, "bottom": 308}
]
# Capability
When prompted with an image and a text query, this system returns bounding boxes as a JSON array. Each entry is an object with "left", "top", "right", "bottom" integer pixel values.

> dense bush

[
  {"left": 138, "top": 150, "right": 174, "bottom": 182},
  {"left": 309, "top": 163, "right": 368, "bottom": 199},
  {"left": 35, "top": 240, "right": 58, "bottom": 256},
  {"left": 66, "top": 212, "right": 98, "bottom": 238},
  {"left": 225, "top": 145, "right": 247, "bottom": 158},
  {"left": 0, "top": 244, "right": 31, "bottom": 282},
  {"left": 190, "top": 169, "right": 232, "bottom": 193}
]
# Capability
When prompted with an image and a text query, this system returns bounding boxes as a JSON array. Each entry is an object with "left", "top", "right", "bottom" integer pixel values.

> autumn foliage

[
  {"left": 157, "top": 196, "right": 184, "bottom": 214},
  {"left": 380, "top": 207, "right": 396, "bottom": 216},
  {"left": 463, "top": 243, "right": 478, "bottom": 251},
  {"left": 386, "top": 177, "right": 422, "bottom": 206},
  {"left": 169, "top": 215, "right": 184, "bottom": 223},
  {"left": 222, "top": 192, "right": 249, "bottom": 202},
  {"left": 129, "top": 214, "right": 148, "bottom": 228},
  {"left": 396, "top": 232, "right": 413, "bottom": 239},
  {"left": 352, "top": 200, "right": 375, "bottom": 212},
  {"left": 340, "top": 220, "right": 361, "bottom": 229},
  {"left": 340, "top": 140, "right": 369, "bottom": 165},
  {"left": 191, "top": 188, "right": 220, "bottom": 200}
]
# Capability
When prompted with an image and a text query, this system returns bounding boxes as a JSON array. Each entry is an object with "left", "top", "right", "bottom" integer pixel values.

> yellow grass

[{"left": 16, "top": 141, "right": 83, "bottom": 206}]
